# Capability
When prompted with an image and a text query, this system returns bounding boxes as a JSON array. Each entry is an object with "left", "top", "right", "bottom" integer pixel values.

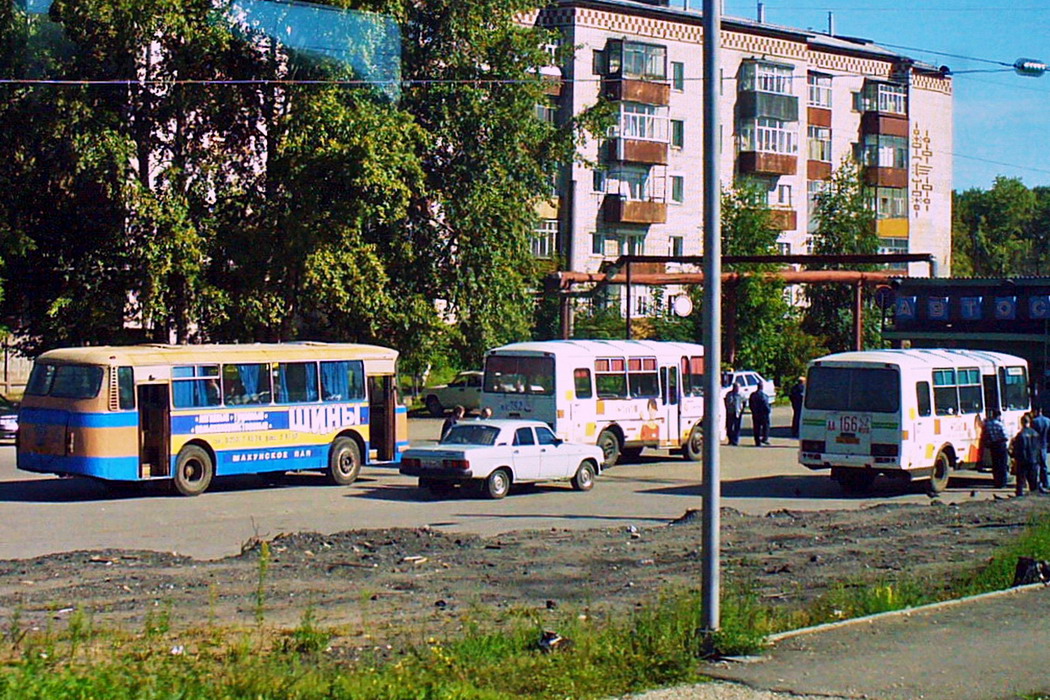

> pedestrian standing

[
  {"left": 1010, "top": 414, "right": 1047, "bottom": 496},
  {"left": 1030, "top": 406, "right": 1050, "bottom": 489},
  {"left": 749, "top": 387, "right": 771, "bottom": 446},
  {"left": 440, "top": 405, "right": 465, "bottom": 440},
  {"left": 724, "top": 384, "right": 745, "bottom": 446},
  {"left": 789, "top": 377, "right": 806, "bottom": 438},
  {"left": 983, "top": 409, "right": 1010, "bottom": 488}
]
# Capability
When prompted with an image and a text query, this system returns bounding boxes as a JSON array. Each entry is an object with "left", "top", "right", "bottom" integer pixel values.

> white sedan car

[{"left": 399, "top": 419, "right": 603, "bottom": 499}]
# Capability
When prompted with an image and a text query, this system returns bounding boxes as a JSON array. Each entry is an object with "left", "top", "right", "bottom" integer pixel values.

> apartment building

[{"left": 525, "top": 0, "right": 952, "bottom": 312}]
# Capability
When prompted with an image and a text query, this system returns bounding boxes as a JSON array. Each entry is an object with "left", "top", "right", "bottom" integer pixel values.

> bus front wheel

[
  {"left": 173, "top": 445, "right": 214, "bottom": 497},
  {"left": 928, "top": 451, "right": 952, "bottom": 494},
  {"left": 327, "top": 437, "right": 362, "bottom": 485}
]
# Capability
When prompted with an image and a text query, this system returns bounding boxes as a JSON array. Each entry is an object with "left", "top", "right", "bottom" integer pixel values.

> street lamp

[{"left": 1013, "top": 58, "right": 1047, "bottom": 78}]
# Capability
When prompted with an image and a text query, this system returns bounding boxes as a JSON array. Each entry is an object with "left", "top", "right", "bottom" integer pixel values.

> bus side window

[
  {"left": 118, "top": 367, "right": 135, "bottom": 410},
  {"left": 573, "top": 368, "right": 592, "bottom": 399},
  {"left": 916, "top": 381, "right": 931, "bottom": 417},
  {"left": 320, "top": 360, "right": 365, "bottom": 402},
  {"left": 932, "top": 369, "right": 958, "bottom": 416},
  {"left": 273, "top": 362, "right": 319, "bottom": 403}
]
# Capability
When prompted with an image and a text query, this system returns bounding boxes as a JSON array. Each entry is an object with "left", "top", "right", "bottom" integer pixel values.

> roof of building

[{"left": 553, "top": 0, "right": 945, "bottom": 74}]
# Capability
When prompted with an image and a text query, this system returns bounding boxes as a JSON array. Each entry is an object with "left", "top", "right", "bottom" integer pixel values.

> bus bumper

[{"left": 799, "top": 452, "right": 905, "bottom": 472}]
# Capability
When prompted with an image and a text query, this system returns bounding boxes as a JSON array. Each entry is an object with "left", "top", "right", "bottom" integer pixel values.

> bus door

[
  {"left": 978, "top": 374, "right": 1001, "bottom": 467},
  {"left": 368, "top": 375, "right": 397, "bottom": 462},
  {"left": 137, "top": 384, "right": 170, "bottom": 478},
  {"left": 660, "top": 365, "right": 681, "bottom": 446}
]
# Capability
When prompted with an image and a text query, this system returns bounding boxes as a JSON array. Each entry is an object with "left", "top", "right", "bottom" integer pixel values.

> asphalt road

[{"left": 0, "top": 407, "right": 1007, "bottom": 560}]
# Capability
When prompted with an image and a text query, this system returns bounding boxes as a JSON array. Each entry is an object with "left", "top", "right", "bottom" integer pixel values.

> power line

[{"left": 950, "top": 153, "right": 1050, "bottom": 178}]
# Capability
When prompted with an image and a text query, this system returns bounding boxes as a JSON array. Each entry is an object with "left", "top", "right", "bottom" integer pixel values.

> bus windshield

[
  {"left": 26, "top": 363, "right": 105, "bottom": 400},
  {"left": 483, "top": 355, "right": 555, "bottom": 395},
  {"left": 805, "top": 366, "right": 900, "bottom": 413}
]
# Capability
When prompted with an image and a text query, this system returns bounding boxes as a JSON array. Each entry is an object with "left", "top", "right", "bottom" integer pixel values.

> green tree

[
  {"left": 803, "top": 161, "right": 880, "bottom": 353},
  {"left": 953, "top": 177, "right": 1040, "bottom": 277}
]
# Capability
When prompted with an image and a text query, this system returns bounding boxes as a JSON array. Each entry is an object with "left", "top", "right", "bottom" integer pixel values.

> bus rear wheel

[
  {"left": 682, "top": 424, "right": 703, "bottom": 462},
  {"left": 173, "top": 445, "right": 214, "bottom": 497},
  {"left": 928, "top": 451, "right": 952, "bottom": 494},
  {"left": 327, "top": 437, "right": 362, "bottom": 485}
]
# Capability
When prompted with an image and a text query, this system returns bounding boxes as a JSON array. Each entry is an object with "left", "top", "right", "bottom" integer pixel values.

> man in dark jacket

[
  {"left": 984, "top": 409, "right": 1010, "bottom": 488},
  {"left": 1030, "top": 406, "right": 1050, "bottom": 489},
  {"left": 1010, "top": 414, "right": 1048, "bottom": 496},
  {"left": 440, "top": 405, "right": 465, "bottom": 441},
  {"left": 789, "top": 377, "right": 805, "bottom": 438},
  {"left": 724, "top": 384, "right": 745, "bottom": 446},
  {"left": 749, "top": 388, "right": 771, "bottom": 446}
]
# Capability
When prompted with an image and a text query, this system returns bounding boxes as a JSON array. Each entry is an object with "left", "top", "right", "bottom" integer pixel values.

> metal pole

[
  {"left": 701, "top": 0, "right": 722, "bottom": 633},
  {"left": 625, "top": 262, "right": 633, "bottom": 339}
]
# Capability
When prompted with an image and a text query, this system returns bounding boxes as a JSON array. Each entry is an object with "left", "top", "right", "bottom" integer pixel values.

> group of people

[
  {"left": 723, "top": 377, "right": 805, "bottom": 447},
  {"left": 983, "top": 406, "right": 1050, "bottom": 496}
]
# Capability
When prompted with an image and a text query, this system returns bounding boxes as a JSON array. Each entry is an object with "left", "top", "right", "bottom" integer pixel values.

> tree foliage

[
  {"left": 803, "top": 161, "right": 880, "bottom": 353},
  {"left": 0, "top": 0, "right": 586, "bottom": 374},
  {"left": 952, "top": 177, "right": 1049, "bottom": 277}
]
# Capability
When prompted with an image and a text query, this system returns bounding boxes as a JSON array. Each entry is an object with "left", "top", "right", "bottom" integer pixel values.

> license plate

[
  {"left": 423, "top": 458, "right": 443, "bottom": 469},
  {"left": 828, "top": 415, "right": 871, "bottom": 435}
]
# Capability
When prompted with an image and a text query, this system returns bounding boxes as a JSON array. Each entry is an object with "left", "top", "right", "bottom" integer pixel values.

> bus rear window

[
  {"left": 483, "top": 356, "right": 555, "bottom": 395},
  {"left": 26, "top": 363, "right": 104, "bottom": 400},
  {"left": 805, "top": 366, "right": 899, "bottom": 413}
]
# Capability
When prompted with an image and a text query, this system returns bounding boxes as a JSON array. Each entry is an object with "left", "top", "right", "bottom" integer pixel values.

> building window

[
  {"left": 868, "top": 187, "right": 908, "bottom": 219},
  {"left": 615, "top": 102, "right": 668, "bottom": 142},
  {"left": 593, "top": 169, "right": 606, "bottom": 193},
  {"left": 672, "top": 61, "right": 685, "bottom": 91},
  {"left": 770, "top": 183, "right": 792, "bottom": 207},
  {"left": 671, "top": 175, "right": 684, "bottom": 203},
  {"left": 808, "top": 125, "right": 831, "bottom": 162},
  {"left": 671, "top": 119, "right": 684, "bottom": 148},
  {"left": 807, "top": 72, "right": 832, "bottom": 107},
  {"left": 532, "top": 219, "right": 557, "bottom": 259},
  {"left": 777, "top": 242, "right": 791, "bottom": 255},
  {"left": 878, "top": 237, "right": 909, "bottom": 269},
  {"left": 592, "top": 49, "right": 605, "bottom": 75},
  {"left": 594, "top": 231, "right": 647, "bottom": 257},
  {"left": 859, "top": 81, "right": 907, "bottom": 115},
  {"left": 739, "top": 62, "right": 794, "bottom": 95},
  {"left": 606, "top": 39, "right": 667, "bottom": 81},
  {"left": 860, "top": 134, "right": 908, "bottom": 169},
  {"left": 807, "top": 180, "right": 829, "bottom": 232},
  {"left": 670, "top": 236, "right": 684, "bottom": 257},
  {"left": 535, "top": 101, "right": 556, "bottom": 124},
  {"left": 739, "top": 117, "right": 798, "bottom": 154},
  {"left": 606, "top": 167, "right": 657, "bottom": 201}
]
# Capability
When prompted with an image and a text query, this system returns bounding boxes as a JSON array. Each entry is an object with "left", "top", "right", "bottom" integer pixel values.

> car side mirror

[{"left": 553, "top": 438, "right": 563, "bottom": 446}]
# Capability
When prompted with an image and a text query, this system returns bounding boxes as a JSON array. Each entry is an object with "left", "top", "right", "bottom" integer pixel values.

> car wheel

[
  {"left": 484, "top": 468, "right": 511, "bottom": 499},
  {"left": 172, "top": 444, "right": 214, "bottom": 497},
  {"left": 597, "top": 429, "right": 621, "bottom": 468},
  {"left": 928, "top": 451, "right": 952, "bottom": 494},
  {"left": 682, "top": 423, "right": 703, "bottom": 462},
  {"left": 327, "top": 436, "right": 362, "bottom": 485},
  {"left": 571, "top": 461, "right": 596, "bottom": 491},
  {"left": 425, "top": 395, "right": 443, "bottom": 417}
]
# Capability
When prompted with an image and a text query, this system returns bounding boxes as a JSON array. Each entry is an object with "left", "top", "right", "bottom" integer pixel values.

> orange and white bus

[{"left": 17, "top": 343, "right": 406, "bottom": 495}]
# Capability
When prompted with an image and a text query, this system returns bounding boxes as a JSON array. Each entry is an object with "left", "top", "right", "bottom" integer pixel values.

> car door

[
  {"left": 535, "top": 425, "right": 570, "bottom": 478},
  {"left": 511, "top": 426, "right": 543, "bottom": 481}
]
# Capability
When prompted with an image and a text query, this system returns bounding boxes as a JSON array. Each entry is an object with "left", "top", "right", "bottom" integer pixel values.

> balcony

[
  {"left": 807, "top": 160, "right": 832, "bottom": 180},
  {"left": 864, "top": 168, "right": 908, "bottom": 188},
  {"left": 861, "top": 111, "right": 909, "bottom": 137},
  {"left": 872, "top": 218, "right": 909, "bottom": 238},
  {"left": 603, "top": 195, "right": 667, "bottom": 225},
  {"left": 603, "top": 77, "right": 670, "bottom": 106},
  {"left": 808, "top": 106, "right": 831, "bottom": 127},
  {"left": 608, "top": 138, "right": 669, "bottom": 165},
  {"left": 738, "top": 151, "right": 797, "bottom": 176},
  {"left": 768, "top": 209, "right": 797, "bottom": 231}
]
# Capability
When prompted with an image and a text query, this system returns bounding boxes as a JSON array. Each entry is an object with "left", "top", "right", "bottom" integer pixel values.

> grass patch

[{"left": 4, "top": 514, "right": 1050, "bottom": 698}]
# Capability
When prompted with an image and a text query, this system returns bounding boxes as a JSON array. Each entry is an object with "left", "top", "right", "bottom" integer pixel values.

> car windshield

[{"left": 441, "top": 424, "right": 500, "bottom": 446}]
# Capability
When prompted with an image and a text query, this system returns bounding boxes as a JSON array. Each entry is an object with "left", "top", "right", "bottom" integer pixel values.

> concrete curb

[{"left": 765, "top": 580, "right": 1050, "bottom": 644}]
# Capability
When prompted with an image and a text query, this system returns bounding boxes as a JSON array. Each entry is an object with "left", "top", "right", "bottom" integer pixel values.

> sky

[{"left": 693, "top": 0, "right": 1050, "bottom": 192}]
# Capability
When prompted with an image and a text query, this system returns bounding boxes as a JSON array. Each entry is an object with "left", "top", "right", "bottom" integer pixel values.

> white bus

[
  {"left": 799, "top": 349, "right": 1030, "bottom": 494},
  {"left": 481, "top": 340, "right": 708, "bottom": 466}
]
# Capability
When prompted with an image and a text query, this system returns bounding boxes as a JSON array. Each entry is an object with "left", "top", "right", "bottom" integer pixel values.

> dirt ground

[{"left": 1, "top": 495, "right": 1047, "bottom": 651}]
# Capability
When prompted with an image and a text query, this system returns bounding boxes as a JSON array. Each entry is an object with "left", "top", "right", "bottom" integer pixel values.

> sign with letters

[
  {"left": 1030, "top": 295, "right": 1050, "bottom": 320},
  {"left": 960, "top": 296, "right": 983, "bottom": 320},
  {"left": 896, "top": 296, "right": 917, "bottom": 321},
  {"left": 995, "top": 296, "right": 1017, "bottom": 320},
  {"left": 927, "top": 297, "right": 949, "bottom": 321}
]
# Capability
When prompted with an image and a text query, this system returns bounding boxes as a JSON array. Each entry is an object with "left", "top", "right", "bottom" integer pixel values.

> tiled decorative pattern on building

[{"left": 912, "top": 73, "right": 953, "bottom": 95}]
